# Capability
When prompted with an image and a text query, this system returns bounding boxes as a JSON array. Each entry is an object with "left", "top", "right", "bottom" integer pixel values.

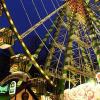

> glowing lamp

[
  {"left": 9, "top": 81, "right": 16, "bottom": 95},
  {"left": 0, "top": 28, "right": 15, "bottom": 49}
]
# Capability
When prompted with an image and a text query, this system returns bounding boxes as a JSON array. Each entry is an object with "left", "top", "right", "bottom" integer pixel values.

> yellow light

[
  {"left": 6, "top": 11, "right": 10, "bottom": 17},
  {"left": 40, "top": 70, "right": 44, "bottom": 74},
  {"left": 13, "top": 27, "right": 18, "bottom": 33},
  {"left": 10, "top": 20, "right": 14, "bottom": 25},
  {"left": 3, "top": 4, "right": 6, "bottom": 8},
  {"left": 45, "top": 75, "right": 49, "bottom": 80}
]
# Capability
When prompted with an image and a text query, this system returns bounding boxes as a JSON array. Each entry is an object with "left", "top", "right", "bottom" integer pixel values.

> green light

[{"left": 0, "top": 85, "right": 8, "bottom": 93}]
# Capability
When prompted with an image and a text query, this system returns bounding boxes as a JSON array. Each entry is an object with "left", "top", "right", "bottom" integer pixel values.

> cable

[
  {"left": 40, "top": 0, "right": 65, "bottom": 26},
  {"left": 55, "top": 0, "right": 66, "bottom": 15},
  {"left": 38, "top": 0, "right": 68, "bottom": 71},
  {"left": 19, "top": 0, "right": 32, "bottom": 26},
  {"left": 55, "top": 31, "right": 67, "bottom": 75},
  {"left": 50, "top": 0, "right": 66, "bottom": 23},
  {"left": 19, "top": 0, "right": 64, "bottom": 66},
  {"left": 82, "top": 24, "right": 100, "bottom": 69},
  {"left": 1, "top": 0, "right": 55, "bottom": 86},
  {"left": 31, "top": 0, "right": 63, "bottom": 51},
  {"left": 21, "top": 3, "right": 66, "bottom": 38},
  {"left": 78, "top": 25, "right": 95, "bottom": 71},
  {"left": 89, "top": 3, "right": 100, "bottom": 18},
  {"left": 40, "top": 0, "right": 62, "bottom": 33}
]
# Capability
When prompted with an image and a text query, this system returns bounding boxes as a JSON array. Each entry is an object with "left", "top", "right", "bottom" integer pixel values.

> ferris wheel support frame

[{"left": 1, "top": 0, "right": 64, "bottom": 87}]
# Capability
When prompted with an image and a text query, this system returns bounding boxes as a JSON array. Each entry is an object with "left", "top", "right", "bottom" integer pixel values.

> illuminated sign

[
  {"left": 9, "top": 81, "right": 16, "bottom": 95},
  {"left": 0, "top": 85, "right": 8, "bottom": 93}
]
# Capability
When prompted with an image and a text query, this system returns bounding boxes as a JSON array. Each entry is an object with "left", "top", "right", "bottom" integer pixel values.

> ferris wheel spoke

[
  {"left": 19, "top": 0, "right": 66, "bottom": 71},
  {"left": 84, "top": 9, "right": 100, "bottom": 68},
  {"left": 45, "top": 20, "right": 62, "bottom": 70},
  {"left": 1, "top": 0, "right": 56, "bottom": 87},
  {"left": 64, "top": 65, "right": 96, "bottom": 78},
  {"left": 32, "top": 17, "right": 64, "bottom": 68},
  {"left": 21, "top": 3, "right": 66, "bottom": 39},
  {"left": 0, "top": 0, "right": 100, "bottom": 95}
]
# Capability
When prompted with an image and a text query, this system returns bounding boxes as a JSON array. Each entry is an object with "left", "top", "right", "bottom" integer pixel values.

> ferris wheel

[{"left": 0, "top": 0, "right": 100, "bottom": 97}]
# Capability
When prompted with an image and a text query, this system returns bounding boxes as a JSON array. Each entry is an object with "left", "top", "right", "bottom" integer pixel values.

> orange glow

[
  {"left": 67, "top": 0, "right": 86, "bottom": 24},
  {"left": 0, "top": 37, "right": 3, "bottom": 43},
  {"left": 64, "top": 83, "right": 100, "bottom": 100}
]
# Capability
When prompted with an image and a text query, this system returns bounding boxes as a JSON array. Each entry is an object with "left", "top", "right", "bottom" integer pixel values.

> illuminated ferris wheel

[{"left": 0, "top": 0, "right": 100, "bottom": 98}]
